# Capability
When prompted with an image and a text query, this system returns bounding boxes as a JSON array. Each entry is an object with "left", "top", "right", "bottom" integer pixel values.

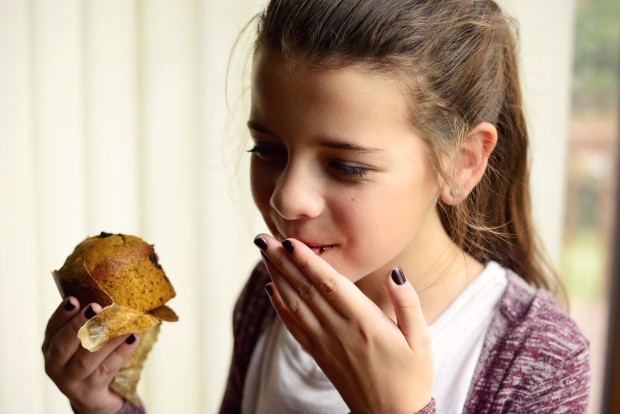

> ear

[{"left": 439, "top": 122, "right": 498, "bottom": 205}]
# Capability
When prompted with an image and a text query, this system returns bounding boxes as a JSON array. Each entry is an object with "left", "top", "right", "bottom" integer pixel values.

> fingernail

[
  {"left": 282, "top": 239, "right": 294, "bottom": 254},
  {"left": 254, "top": 236, "right": 268, "bottom": 251},
  {"left": 265, "top": 283, "right": 273, "bottom": 297},
  {"left": 84, "top": 306, "right": 96, "bottom": 319},
  {"left": 125, "top": 334, "right": 137, "bottom": 345},
  {"left": 260, "top": 251, "right": 270, "bottom": 263},
  {"left": 391, "top": 266, "right": 407, "bottom": 286},
  {"left": 64, "top": 298, "right": 76, "bottom": 312}
]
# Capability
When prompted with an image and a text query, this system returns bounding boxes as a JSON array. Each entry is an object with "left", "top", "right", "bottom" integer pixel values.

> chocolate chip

[
  {"left": 149, "top": 252, "right": 162, "bottom": 269},
  {"left": 98, "top": 232, "right": 113, "bottom": 238}
]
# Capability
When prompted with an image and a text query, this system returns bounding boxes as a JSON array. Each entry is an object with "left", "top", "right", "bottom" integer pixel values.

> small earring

[{"left": 450, "top": 186, "right": 462, "bottom": 198}]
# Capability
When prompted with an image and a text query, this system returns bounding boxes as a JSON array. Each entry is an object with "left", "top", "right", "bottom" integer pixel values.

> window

[{"left": 561, "top": 0, "right": 620, "bottom": 411}]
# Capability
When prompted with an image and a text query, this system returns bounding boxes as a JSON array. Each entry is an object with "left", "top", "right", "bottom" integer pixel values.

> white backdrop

[{"left": 0, "top": 0, "right": 574, "bottom": 413}]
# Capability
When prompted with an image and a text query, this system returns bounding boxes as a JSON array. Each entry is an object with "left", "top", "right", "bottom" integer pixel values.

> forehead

[
  {"left": 251, "top": 47, "right": 404, "bottom": 91},
  {"left": 250, "top": 49, "right": 411, "bottom": 132}
]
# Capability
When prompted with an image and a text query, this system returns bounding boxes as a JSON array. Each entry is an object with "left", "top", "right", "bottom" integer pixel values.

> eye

[
  {"left": 328, "top": 161, "right": 370, "bottom": 178},
  {"left": 247, "top": 144, "right": 286, "bottom": 162}
]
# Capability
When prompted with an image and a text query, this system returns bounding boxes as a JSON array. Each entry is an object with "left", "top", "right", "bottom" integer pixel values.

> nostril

[
  {"left": 269, "top": 183, "right": 297, "bottom": 220},
  {"left": 270, "top": 192, "right": 322, "bottom": 221},
  {"left": 269, "top": 165, "right": 324, "bottom": 220}
]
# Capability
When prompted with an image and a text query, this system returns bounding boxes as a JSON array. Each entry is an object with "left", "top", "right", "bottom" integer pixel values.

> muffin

[{"left": 53, "top": 232, "right": 178, "bottom": 406}]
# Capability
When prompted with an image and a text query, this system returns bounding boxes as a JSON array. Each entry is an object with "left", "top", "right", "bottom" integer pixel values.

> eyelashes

[
  {"left": 248, "top": 144, "right": 371, "bottom": 179},
  {"left": 247, "top": 145, "right": 285, "bottom": 161},
  {"left": 327, "top": 162, "right": 370, "bottom": 178}
]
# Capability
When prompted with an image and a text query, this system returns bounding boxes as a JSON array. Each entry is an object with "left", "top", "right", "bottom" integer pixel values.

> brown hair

[{"left": 254, "top": 0, "right": 562, "bottom": 294}]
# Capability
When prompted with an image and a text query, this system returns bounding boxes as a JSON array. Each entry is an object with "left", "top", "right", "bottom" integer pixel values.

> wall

[
  {"left": 0, "top": 1, "right": 264, "bottom": 412},
  {"left": 498, "top": 0, "right": 576, "bottom": 265}
]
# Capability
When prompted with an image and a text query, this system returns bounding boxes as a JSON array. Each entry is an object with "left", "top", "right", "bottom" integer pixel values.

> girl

[{"left": 43, "top": 0, "right": 590, "bottom": 413}]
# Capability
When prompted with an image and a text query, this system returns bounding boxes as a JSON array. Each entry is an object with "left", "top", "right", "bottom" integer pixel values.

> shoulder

[
  {"left": 466, "top": 271, "right": 590, "bottom": 413},
  {"left": 498, "top": 272, "right": 589, "bottom": 360},
  {"left": 498, "top": 272, "right": 588, "bottom": 354}
]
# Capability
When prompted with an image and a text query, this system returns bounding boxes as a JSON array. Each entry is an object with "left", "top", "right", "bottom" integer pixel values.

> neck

[{"left": 355, "top": 231, "right": 484, "bottom": 325}]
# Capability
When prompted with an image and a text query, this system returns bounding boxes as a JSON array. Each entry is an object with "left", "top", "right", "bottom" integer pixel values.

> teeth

[
  {"left": 309, "top": 245, "right": 331, "bottom": 255},
  {"left": 301, "top": 242, "right": 333, "bottom": 255}
]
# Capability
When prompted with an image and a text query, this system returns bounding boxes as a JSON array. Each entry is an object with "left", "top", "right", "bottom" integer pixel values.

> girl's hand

[
  {"left": 42, "top": 297, "right": 139, "bottom": 414},
  {"left": 254, "top": 234, "right": 434, "bottom": 414}
]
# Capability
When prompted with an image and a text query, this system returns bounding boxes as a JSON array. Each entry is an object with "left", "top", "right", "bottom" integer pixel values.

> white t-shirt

[
  {"left": 428, "top": 261, "right": 508, "bottom": 413},
  {"left": 242, "top": 261, "right": 508, "bottom": 414}
]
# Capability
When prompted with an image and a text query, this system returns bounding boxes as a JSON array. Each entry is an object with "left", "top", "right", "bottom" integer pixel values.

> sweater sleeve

[
  {"left": 415, "top": 397, "right": 436, "bottom": 414},
  {"left": 116, "top": 400, "right": 146, "bottom": 414},
  {"left": 71, "top": 399, "right": 146, "bottom": 414},
  {"left": 347, "top": 398, "right": 436, "bottom": 414}
]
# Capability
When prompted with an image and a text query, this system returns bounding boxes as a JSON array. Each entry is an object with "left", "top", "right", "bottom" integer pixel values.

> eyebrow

[
  {"left": 316, "top": 140, "right": 384, "bottom": 153},
  {"left": 247, "top": 121, "right": 274, "bottom": 136},
  {"left": 247, "top": 121, "right": 384, "bottom": 154}
]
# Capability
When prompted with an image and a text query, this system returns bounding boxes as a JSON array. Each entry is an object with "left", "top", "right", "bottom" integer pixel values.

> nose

[{"left": 270, "top": 162, "right": 324, "bottom": 221}]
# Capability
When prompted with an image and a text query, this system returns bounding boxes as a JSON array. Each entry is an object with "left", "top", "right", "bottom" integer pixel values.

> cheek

[
  {"left": 331, "top": 179, "right": 439, "bottom": 277},
  {"left": 328, "top": 193, "right": 396, "bottom": 270}
]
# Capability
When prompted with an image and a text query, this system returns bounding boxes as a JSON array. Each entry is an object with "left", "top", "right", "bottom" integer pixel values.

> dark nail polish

[
  {"left": 84, "top": 306, "right": 96, "bottom": 319},
  {"left": 254, "top": 236, "right": 268, "bottom": 251},
  {"left": 282, "top": 239, "right": 294, "bottom": 254},
  {"left": 260, "top": 251, "right": 270, "bottom": 263},
  {"left": 125, "top": 334, "right": 137, "bottom": 345},
  {"left": 265, "top": 283, "right": 273, "bottom": 297},
  {"left": 64, "top": 299, "right": 76, "bottom": 312},
  {"left": 391, "top": 266, "right": 407, "bottom": 286}
]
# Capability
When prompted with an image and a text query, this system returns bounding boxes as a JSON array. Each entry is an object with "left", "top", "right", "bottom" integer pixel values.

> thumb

[{"left": 386, "top": 266, "right": 429, "bottom": 349}]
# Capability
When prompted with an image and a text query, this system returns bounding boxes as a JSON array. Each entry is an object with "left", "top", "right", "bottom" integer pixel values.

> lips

[
  {"left": 306, "top": 244, "right": 335, "bottom": 255},
  {"left": 274, "top": 223, "right": 336, "bottom": 256},
  {"left": 278, "top": 234, "right": 335, "bottom": 256}
]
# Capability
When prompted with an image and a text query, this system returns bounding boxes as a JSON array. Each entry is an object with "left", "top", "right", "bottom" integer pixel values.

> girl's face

[{"left": 249, "top": 50, "right": 448, "bottom": 284}]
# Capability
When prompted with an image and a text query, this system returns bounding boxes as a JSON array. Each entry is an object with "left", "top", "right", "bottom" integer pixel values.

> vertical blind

[
  {"left": 1, "top": 1, "right": 264, "bottom": 413},
  {"left": 0, "top": 0, "right": 574, "bottom": 413}
]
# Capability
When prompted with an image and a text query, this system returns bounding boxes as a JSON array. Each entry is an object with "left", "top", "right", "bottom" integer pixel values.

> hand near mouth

[{"left": 253, "top": 233, "right": 434, "bottom": 414}]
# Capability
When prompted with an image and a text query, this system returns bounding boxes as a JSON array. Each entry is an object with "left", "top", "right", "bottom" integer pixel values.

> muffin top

[{"left": 55, "top": 232, "right": 176, "bottom": 315}]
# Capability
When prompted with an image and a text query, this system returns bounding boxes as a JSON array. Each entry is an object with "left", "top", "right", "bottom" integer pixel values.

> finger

[
  {"left": 82, "top": 333, "right": 140, "bottom": 389},
  {"left": 45, "top": 303, "right": 103, "bottom": 371},
  {"left": 42, "top": 297, "right": 82, "bottom": 352},
  {"left": 256, "top": 234, "right": 362, "bottom": 319},
  {"left": 266, "top": 283, "right": 314, "bottom": 351},
  {"left": 257, "top": 233, "right": 379, "bottom": 339},
  {"left": 261, "top": 249, "right": 324, "bottom": 335},
  {"left": 67, "top": 328, "right": 138, "bottom": 382},
  {"left": 386, "top": 267, "right": 430, "bottom": 350}
]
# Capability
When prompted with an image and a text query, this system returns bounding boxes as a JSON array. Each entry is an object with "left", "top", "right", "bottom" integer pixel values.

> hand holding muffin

[{"left": 42, "top": 232, "right": 177, "bottom": 413}]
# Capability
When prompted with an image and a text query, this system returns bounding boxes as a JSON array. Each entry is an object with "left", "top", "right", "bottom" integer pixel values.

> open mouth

[
  {"left": 306, "top": 244, "right": 335, "bottom": 255},
  {"left": 276, "top": 233, "right": 335, "bottom": 256}
]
